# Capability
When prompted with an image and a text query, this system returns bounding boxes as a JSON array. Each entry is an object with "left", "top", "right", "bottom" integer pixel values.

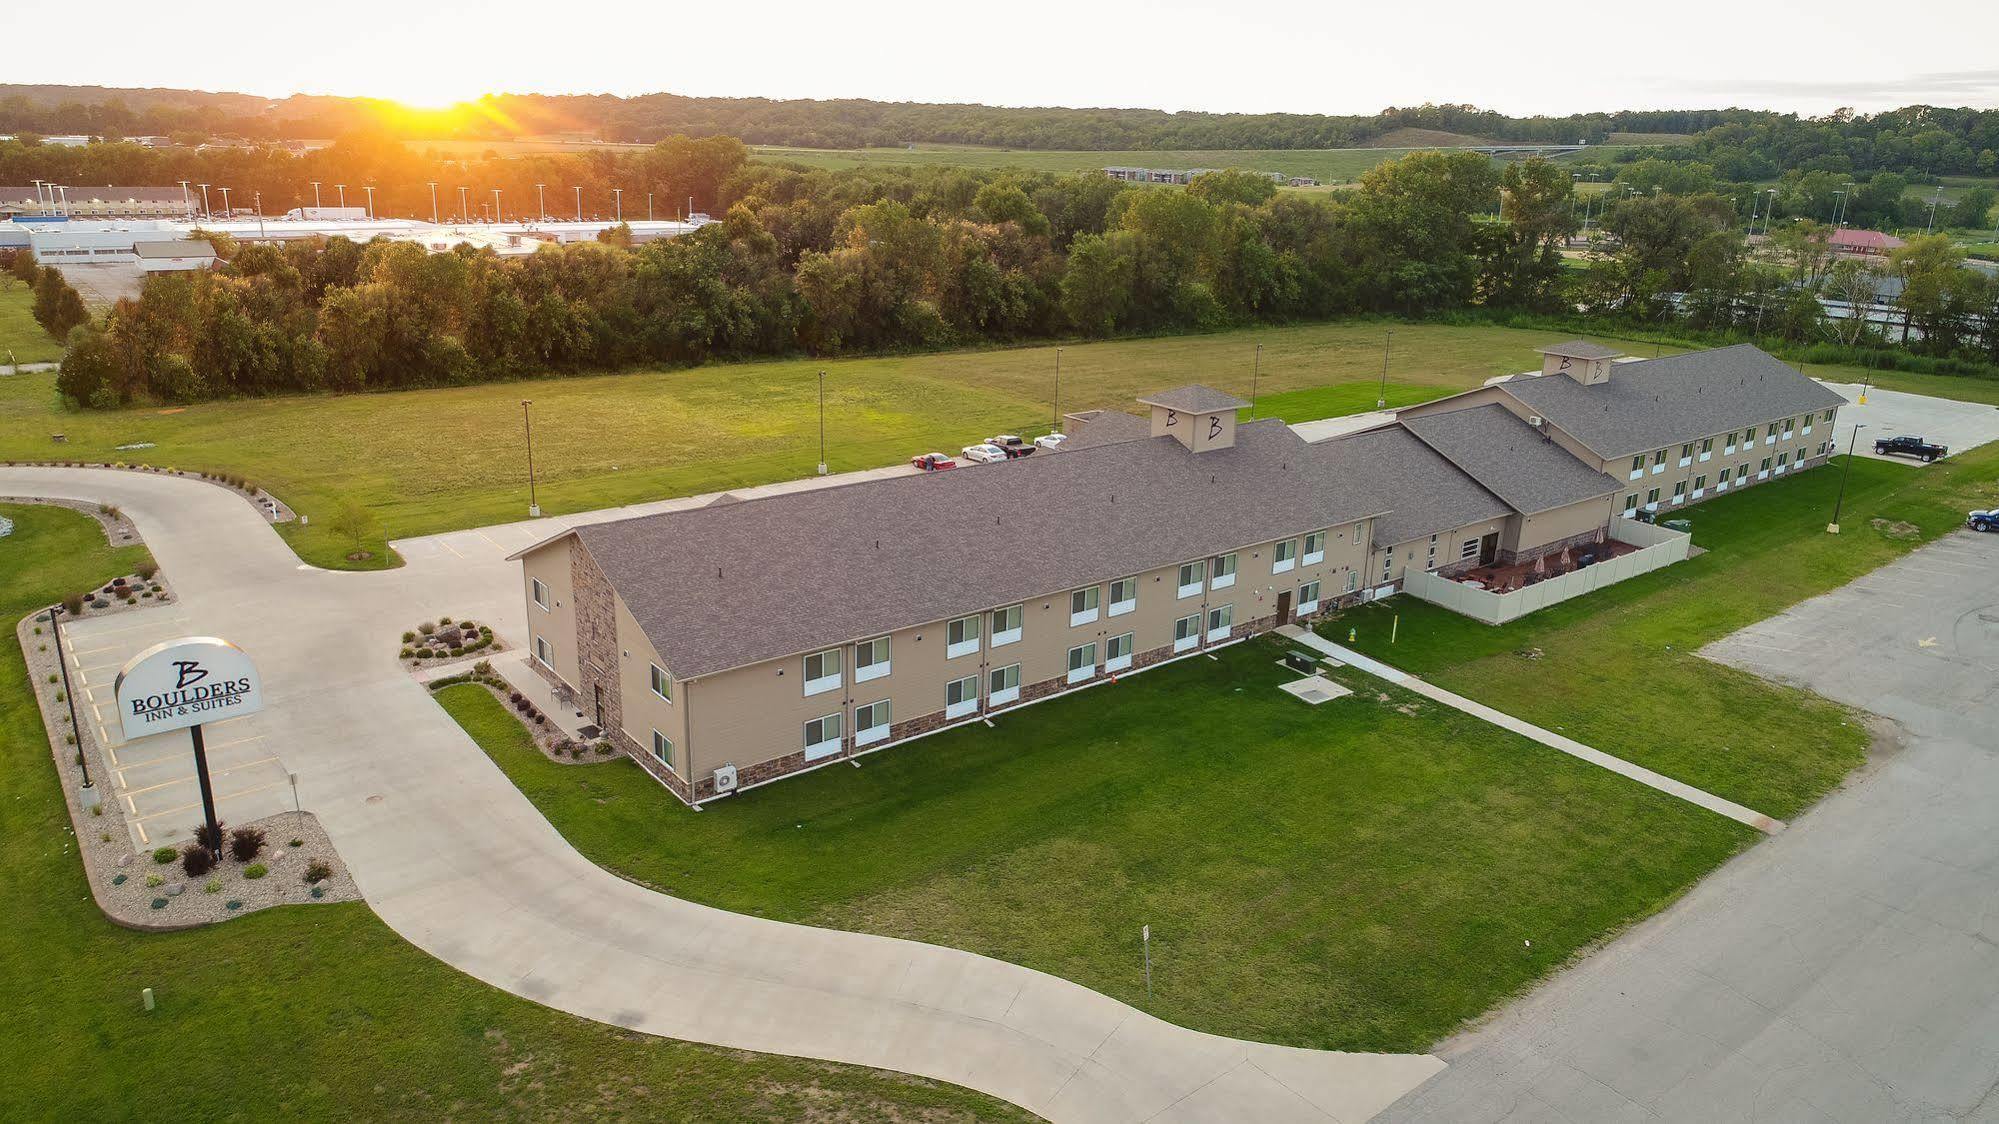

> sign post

[
  {"left": 115, "top": 638, "right": 263, "bottom": 860},
  {"left": 1141, "top": 924, "right": 1152, "bottom": 1001}
]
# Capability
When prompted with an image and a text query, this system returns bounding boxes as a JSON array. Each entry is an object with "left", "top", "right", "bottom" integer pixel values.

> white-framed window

[
  {"left": 989, "top": 604, "right": 1022, "bottom": 647},
  {"left": 1302, "top": 531, "right": 1326, "bottom": 565},
  {"left": 1106, "top": 632, "right": 1135, "bottom": 673},
  {"left": 1210, "top": 552, "right": 1237, "bottom": 590},
  {"left": 1671, "top": 481, "right": 1687, "bottom": 504},
  {"left": 534, "top": 635, "right": 553, "bottom": 668},
  {"left": 1628, "top": 455, "right": 1644, "bottom": 480},
  {"left": 1353, "top": 523, "right": 1364, "bottom": 543},
  {"left": 1107, "top": 577, "right": 1137, "bottom": 617},
  {"left": 1718, "top": 467, "right": 1732, "bottom": 490},
  {"left": 1802, "top": 418, "right": 1813, "bottom": 436},
  {"left": 1692, "top": 474, "right": 1706, "bottom": 499},
  {"left": 1067, "top": 642, "right": 1097, "bottom": 684},
  {"left": 1724, "top": 432, "right": 1738, "bottom": 454},
  {"left": 1651, "top": 449, "right": 1666, "bottom": 474},
  {"left": 804, "top": 712, "right": 844, "bottom": 761},
  {"left": 1206, "top": 603, "right": 1234, "bottom": 643},
  {"left": 1765, "top": 423, "right": 1778, "bottom": 445},
  {"left": 988, "top": 663, "right": 1021, "bottom": 706},
  {"left": 1823, "top": 409, "right": 1835, "bottom": 423},
  {"left": 1344, "top": 570, "right": 1359, "bottom": 593},
  {"left": 1782, "top": 418, "right": 1794, "bottom": 440},
  {"left": 1646, "top": 487, "right": 1660, "bottom": 509},
  {"left": 1775, "top": 451, "right": 1789, "bottom": 473},
  {"left": 1699, "top": 437, "right": 1714, "bottom": 461},
  {"left": 1382, "top": 553, "right": 1394, "bottom": 581},
  {"left": 854, "top": 636, "right": 891, "bottom": 683},
  {"left": 947, "top": 614, "right": 981, "bottom": 659},
  {"left": 650, "top": 663, "right": 671, "bottom": 701},
  {"left": 1173, "top": 613, "right": 1200, "bottom": 653},
  {"left": 853, "top": 699, "right": 891, "bottom": 747},
  {"left": 650, "top": 729, "right": 675, "bottom": 772},
  {"left": 1678, "top": 443, "right": 1693, "bottom": 467},
  {"left": 1624, "top": 492, "right": 1639, "bottom": 516},
  {"left": 803, "top": 648, "right": 842, "bottom": 696},
  {"left": 531, "top": 577, "right": 550, "bottom": 610},
  {"left": 1272, "top": 539, "right": 1297, "bottom": 574},
  {"left": 1459, "top": 538, "right": 1480, "bottom": 560},
  {"left": 945, "top": 675, "right": 979, "bottom": 720},
  {"left": 1297, "top": 580, "right": 1320, "bottom": 616},
  {"left": 1070, "top": 585, "right": 1100, "bottom": 627},
  {"left": 1177, "top": 560, "right": 1206, "bottom": 599},
  {"left": 1759, "top": 456, "right": 1771, "bottom": 479}
]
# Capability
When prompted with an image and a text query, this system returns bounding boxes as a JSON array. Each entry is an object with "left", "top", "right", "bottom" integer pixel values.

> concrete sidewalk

[
  {"left": 1277, "top": 625, "right": 1785, "bottom": 835},
  {"left": 6, "top": 466, "right": 1444, "bottom": 1124}
]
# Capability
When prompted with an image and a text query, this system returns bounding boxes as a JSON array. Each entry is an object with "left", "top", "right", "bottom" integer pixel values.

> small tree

[
  {"left": 181, "top": 844, "right": 215, "bottom": 878},
  {"left": 328, "top": 500, "right": 378, "bottom": 557}
]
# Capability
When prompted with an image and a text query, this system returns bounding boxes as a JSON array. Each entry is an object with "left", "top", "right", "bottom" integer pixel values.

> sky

[{"left": 25, "top": 0, "right": 1999, "bottom": 120}]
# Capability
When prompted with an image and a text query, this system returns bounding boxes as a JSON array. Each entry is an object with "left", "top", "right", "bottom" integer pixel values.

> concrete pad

[
  {"left": 1822, "top": 380, "right": 1999, "bottom": 465},
  {"left": 1279, "top": 674, "right": 1352, "bottom": 705}
]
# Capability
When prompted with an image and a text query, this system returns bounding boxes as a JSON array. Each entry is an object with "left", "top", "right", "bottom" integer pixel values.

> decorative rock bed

[
  {"left": 16, "top": 515, "right": 356, "bottom": 930},
  {"left": 398, "top": 615, "right": 505, "bottom": 670}
]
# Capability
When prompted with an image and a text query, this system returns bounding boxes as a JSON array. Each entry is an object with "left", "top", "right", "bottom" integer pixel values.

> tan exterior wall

[
  {"left": 1507, "top": 495, "right": 1618, "bottom": 557},
  {"left": 1371, "top": 516, "right": 1508, "bottom": 585},
  {"left": 520, "top": 536, "right": 581, "bottom": 690},
  {"left": 674, "top": 517, "right": 1372, "bottom": 798},
  {"left": 1609, "top": 406, "right": 1839, "bottom": 517},
  {"left": 614, "top": 597, "right": 688, "bottom": 781}
]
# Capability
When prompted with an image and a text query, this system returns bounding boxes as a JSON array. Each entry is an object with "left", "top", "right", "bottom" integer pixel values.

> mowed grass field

[
  {"left": 1, "top": 320, "right": 1977, "bottom": 569},
  {"left": 0, "top": 276, "right": 63, "bottom": 365},
  {"left": 0, "top": 503, "right": 1027, "bottom": 1121}
]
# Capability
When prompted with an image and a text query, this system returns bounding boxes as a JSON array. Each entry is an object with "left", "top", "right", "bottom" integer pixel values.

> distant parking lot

[{"left": 1823, "top": 380, "right": 1999, "bottom": 464}]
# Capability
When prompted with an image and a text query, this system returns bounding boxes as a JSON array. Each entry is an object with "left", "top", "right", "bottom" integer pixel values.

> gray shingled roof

[
  {"left": 1061, "top": 409, "right": 1153, "bottom": 450},
  {"left": 133, "top": 240, "right": 215, "bottom": 259},
  {"left": 1535, "top": 339, "right": 1624, "bottom": 360},
  {"left": 1137, "top": 385, "right": 1249, "bottom": 413},
  {"left": 1498, "top": 344, "right": 1848, "bottom": 459},
  {"left": 1399, "top": 406, "right": 1621, "bottom": 515},
  {"left": 577, "top": 420, "right": 1386, "bottom": 678},
  {"left": 1321, "top": 426, "right": 1513, "bottom": 546}
]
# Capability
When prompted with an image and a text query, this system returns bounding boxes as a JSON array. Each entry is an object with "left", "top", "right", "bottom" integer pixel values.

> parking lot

[
  {"left": 1824, "top": 380, "right": 1999, "bottom": 464},
  {"left": 61, "top": 608, "right": 294, "bottom": 850}
]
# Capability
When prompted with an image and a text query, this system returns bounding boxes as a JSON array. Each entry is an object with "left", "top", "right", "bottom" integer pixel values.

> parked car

[
  {"left": 961, "top": 443, "right": 1008, "bottom": 464},
  {"left": 985, "top": 434, "right": 1035, "bottom": 459},
  {"left": 1874, "top": 435, "right": 1948, "bottom": 462},
  {"left": 910, "top": 452, "right": 956, "bottom": 472},
  {"left": 1034, "top": 433, "right": 1068, "bottom": 451},
  {"left": 1970, "top": 509, "right": 1999, "bottom": 533}
]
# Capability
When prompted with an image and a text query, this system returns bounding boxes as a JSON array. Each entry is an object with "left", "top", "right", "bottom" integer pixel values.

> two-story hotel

[{"left": 511, "top": 342, "right": 1842, "bottom": 803}]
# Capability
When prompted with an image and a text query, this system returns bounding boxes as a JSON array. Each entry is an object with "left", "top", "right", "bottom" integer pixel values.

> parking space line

[
  {"left": 117, "top": 755, "right": 280, "bottom": 799},
  {"left": 129, "top": 779, "right": 290, "bottom": 827},
  {"left": 110, "top": 735, "right": 262, "bottom": 775}
]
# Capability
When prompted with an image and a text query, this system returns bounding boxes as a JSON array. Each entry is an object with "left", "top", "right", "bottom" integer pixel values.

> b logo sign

[{"left": 114, "top": 637, "right": 263, "bottom": 741}]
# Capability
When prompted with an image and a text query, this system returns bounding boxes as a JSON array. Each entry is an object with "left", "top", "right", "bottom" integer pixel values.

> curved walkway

[{"left": 4, "top": 467, "right": 1442, "bottom": 1124}]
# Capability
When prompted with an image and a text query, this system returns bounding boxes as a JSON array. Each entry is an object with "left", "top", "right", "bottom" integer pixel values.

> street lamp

[
  {"left": 1924, "top": 186, "right": 1944, "bottom": 235},
  {"left": 1249, "top": 342, "right": 1261, "bottom": 419},
  {"left": 362, "top": 185, "right": 375, "bottom": 220},
  {"left": 647, "top": 192, "right": 654, "bottom": 222},
  {"left": 427, "top": 181, "right": 439, "bottom": 224},
  {"left": 198, "top": 182, "right": 211, "bottom": 218},
  {"left": 1760, "top": 189, "right": 1778, "bottom": 237},
  {"left": 492, "top": 188, "right": 502, "bottom": 222},
  {"left": 817, "top": 371, "right": 828, "bottom": 475},
  {"left": 1831, "top": 190, "right": 1846, "bottom": 229},
  {"left": 1827, "top": 424, "right": 1867, "bottom": 534},
  {"left": 521, "top": 400, "right": 540, "bottom": 517},
  {"left": 573, "top": 185, "right": 582, "bottom": 222},
  {"left": 535, "top": 182, "right": 546, "bottom": 222},
  {"left": 335, "top": 183, "right": 346, "bottom": 210},
  {"left": 457, "top": 185, "right": 468, "bottom": 222},
  {"left": 178, "top": 179, "right": 191, "bottom": 215},
  {"left": 1377, "top": 328, "right": 1392, "bottom": 408},
  {"left": 1052, "top": 348, "right": 1062, "bottom": 430},
  {"left": 48, "top": 602, "right": 95, "bottom": 807},
  {"left": 311, "top": 180, "right": 322, "bottom": 209},
  {"left": 218, "top": 186, "right": 231, "bottom": 216},
  {"left": 613, "top": 187, "right": 623, "bottom": 223},
  {"left": 253, "top": 191, "right": 265, "bottom": 239}
]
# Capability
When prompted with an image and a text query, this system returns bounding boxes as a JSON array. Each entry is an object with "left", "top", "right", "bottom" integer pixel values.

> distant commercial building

[
  {"left": 1829, "top": 228, "right": 1906, "bottom": 257},
  {"left": 134, "top": 239, "right": 219, "bottom": 273},
  {"left": 2, "top": 214, "right": 714, "bottom": 263},
  {"left": 1101, "top": 167, "right": 1318, "bottom": 188},
  {"left": 0, "top": 185, "right": 195, "bottom": 219}
]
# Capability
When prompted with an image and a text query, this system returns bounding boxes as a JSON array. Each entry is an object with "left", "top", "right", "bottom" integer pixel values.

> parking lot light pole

[
  {"left": 1249, "top": 343, "right": 1261, "bottom": 419},
  {"left": 1828, "top": 424, "right": 1866, "bottom": 534},
  {"left": 427, "top": 182, "right": 439, "bottom": 224},
  {"left": 1377, "top": 328, "right": 1392, "bottom": 409},
  {"left": 522, "top": 400, "right": 540, "bottom": 517},
  {"left": 49, "top": 603, "right": 94, "bottom": 806},
  {"left": 1052, "top": 348, "right": 1062, "bottom": 431},
  {"left": 818, "top": 371, "right": 828, "bottom": 476},
  {"left": 457, "top": 185, "right": 468, "bottom": 222}
]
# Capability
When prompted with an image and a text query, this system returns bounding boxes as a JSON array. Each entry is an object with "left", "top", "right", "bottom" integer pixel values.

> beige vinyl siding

[{"left": 519, "top": 536, "right": 582, "bottom": 690}]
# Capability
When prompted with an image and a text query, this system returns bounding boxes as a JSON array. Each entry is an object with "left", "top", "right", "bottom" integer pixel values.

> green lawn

[
  {"left": 750, "top": 144, "right": 1657, "bottom": 185},
  {"left": 1339, "top": 447, "right": 1999, "bottom": 818},
  {"left": 0, "top": 276, "right": 63, "bottom": 365},
  {"left": 437, "top": 642, "right": 1754, "bottom": 1054},
  {"left": 0, "top": 503, "right": 1027, "bottom": 1122}
]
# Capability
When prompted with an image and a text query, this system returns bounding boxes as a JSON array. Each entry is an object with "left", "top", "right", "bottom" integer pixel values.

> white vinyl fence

[{"left": 1400, "top": 521, "right": 1693, "bottom": 625}]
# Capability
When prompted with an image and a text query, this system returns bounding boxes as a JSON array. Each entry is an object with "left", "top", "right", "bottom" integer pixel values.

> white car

[
  {"left": 1034, "top": 433, "right": 1068, "bottom": 451},
  {"left": 962, "top": 443, "right": 1008, "bottom": 464}
]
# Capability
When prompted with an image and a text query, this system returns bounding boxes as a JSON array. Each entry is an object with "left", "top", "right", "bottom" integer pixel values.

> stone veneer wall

[{"left": 569, "top": 543, "right": 625, "bottom": 746}]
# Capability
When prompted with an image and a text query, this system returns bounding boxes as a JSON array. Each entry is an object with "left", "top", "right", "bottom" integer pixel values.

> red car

[{"left": 911, "top": 453, "right": 957, "bottom": 472}]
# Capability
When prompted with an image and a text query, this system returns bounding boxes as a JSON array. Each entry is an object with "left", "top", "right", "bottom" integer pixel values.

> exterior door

[
  {"left": 1275, "top": 590, "right": 1293, "bottom": 626},
  {"left": 1479, "top": 532, "right": 1499, "bottom": 566},
  {"left": 593, "top": 684, "right": 605, "bottom": 728}
]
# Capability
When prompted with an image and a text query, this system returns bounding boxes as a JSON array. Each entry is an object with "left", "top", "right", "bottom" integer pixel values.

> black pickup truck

[{"left": 1874, "top": 435, "right": 1948, "bottom": 462}]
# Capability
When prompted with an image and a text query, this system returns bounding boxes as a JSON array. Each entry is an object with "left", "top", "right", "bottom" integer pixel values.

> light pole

[
  {"left": 310, "top": 180, "right": 322, "bottom": 209},
  {"left": 427, "top": 181, "right": 439, "bottom": 224},
  {"left": 1827, "top": 424, "right": 1867, "bottom": 534},
  {"left": 573, "top": 185, "right": 582, "bottom": 222},
  {"left": 1249, "top": 343, "right": 1261, "bottom": 419},
  {"left": 218, "top": 186, "right": 231, "bottom": 216},
  {"left": 613, "top": 188, "right": 623, "bottom": 223},
  {"left": 1377, "top": 328, "right": 1392, "bottom": 409},
  {"left": 1761, "top": 189, "right": 1778, "bottom": 236},
  {"left": 335, "top": 183, "right": 346, "bottom": 210},
  {"left": 48, "top": 603, "right": 94, "bottom": 806},
  {"left": 647, "top": 192, "right": 654, "bottom": 221},
  {"left": 363, "top": 185, "right": 375, "bottom": 220},
  {"left": 457, "top": 186, "right": 468, "bottom": 222},
  {"left": 817, "top": 370, "right": 828, "bottom": 475},
  {"left": 254, "top": 191, "right": 265, "bottom": 239},
  {"left": 1924, "top": 186, "right": 1944, "bottom": 235},
  {"left": 1831, "top": 190, "right": 1846, "bottom": 229},
  {"left": 535, "top": 182, "right": 546, "bottom": 222},
  {"left": 178, "top": 179, "right": 191, "bottom": 215},
  {"left": 1052, "top": 348, "right": 1062, "bottom": 430},
  {"left": 198, "top": 183, "right": 211, "bottom": 218},
  {"left": 492, "top": 188, "right": 502, "bottom": 222},
  {"left": 521, "top": 400, "right": 540, "bottom": 517}
]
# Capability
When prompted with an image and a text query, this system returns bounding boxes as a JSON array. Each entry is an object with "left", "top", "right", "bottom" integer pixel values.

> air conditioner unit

[{"left": 712, "top": 764, "right": 738, "bottom": 794}]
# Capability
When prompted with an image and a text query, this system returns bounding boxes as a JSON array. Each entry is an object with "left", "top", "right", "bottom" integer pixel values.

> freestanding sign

[{"left": 114, "top": 638, "right": 263, "bottom": 858}]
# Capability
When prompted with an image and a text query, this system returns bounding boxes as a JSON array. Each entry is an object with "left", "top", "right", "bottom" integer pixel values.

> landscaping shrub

[
  {"left": 152, "top": 846, "right": 177, "bottom": 864},
  {"left": 439, "top": 615, "right": 453, "bottom": 625},
  {"left": 180, "top": 844, "right": 215, "bottom": 878},
  {"left": 401, "top": 630, "right": 415, "bottom": 643},
  {"left": 400, "top": 647, "right": 414, "bottom": 659},
  {"left": 229, "top": 825, "right": 267, "bottom": 862},
  {"left": 192, "top": 820, "right": 227, "bottom": 852},
  {"left": 303, "top": 860, "right": 332, "bottom": 884},
  {"left": 145, "top": 874, "right": 163, "bottom": 888},
  {"left": 418, "top": 621, "right": 436, "bottom": 635},
  {"left": 135, "top": 560, "right": 159, "bottom": 580},
  {"left": 204, "top": 878, "right": 222, "bottom": 894},
  {"left": 243, "top": 863, "right": 267, "bottom": 880}
]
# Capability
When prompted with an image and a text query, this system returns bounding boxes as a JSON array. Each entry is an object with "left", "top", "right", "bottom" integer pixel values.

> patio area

[
  {"left": 1404, "top": 521, "right": 1693, "bottom": 625},
  {"left": 1453, "top": 538, "right": 1641, "bottom": 596}
]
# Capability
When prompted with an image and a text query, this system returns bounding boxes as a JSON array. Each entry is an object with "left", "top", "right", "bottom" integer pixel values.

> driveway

[
  {"left": 1379, "top": 530, "right": 1999, "bottom": 1122},
  {"left": 7, "top": 466, "right": 1440, "bottom": 1124},
  {"left": 1823, "top": 380, "right": 1999, "bottom": 464}
]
